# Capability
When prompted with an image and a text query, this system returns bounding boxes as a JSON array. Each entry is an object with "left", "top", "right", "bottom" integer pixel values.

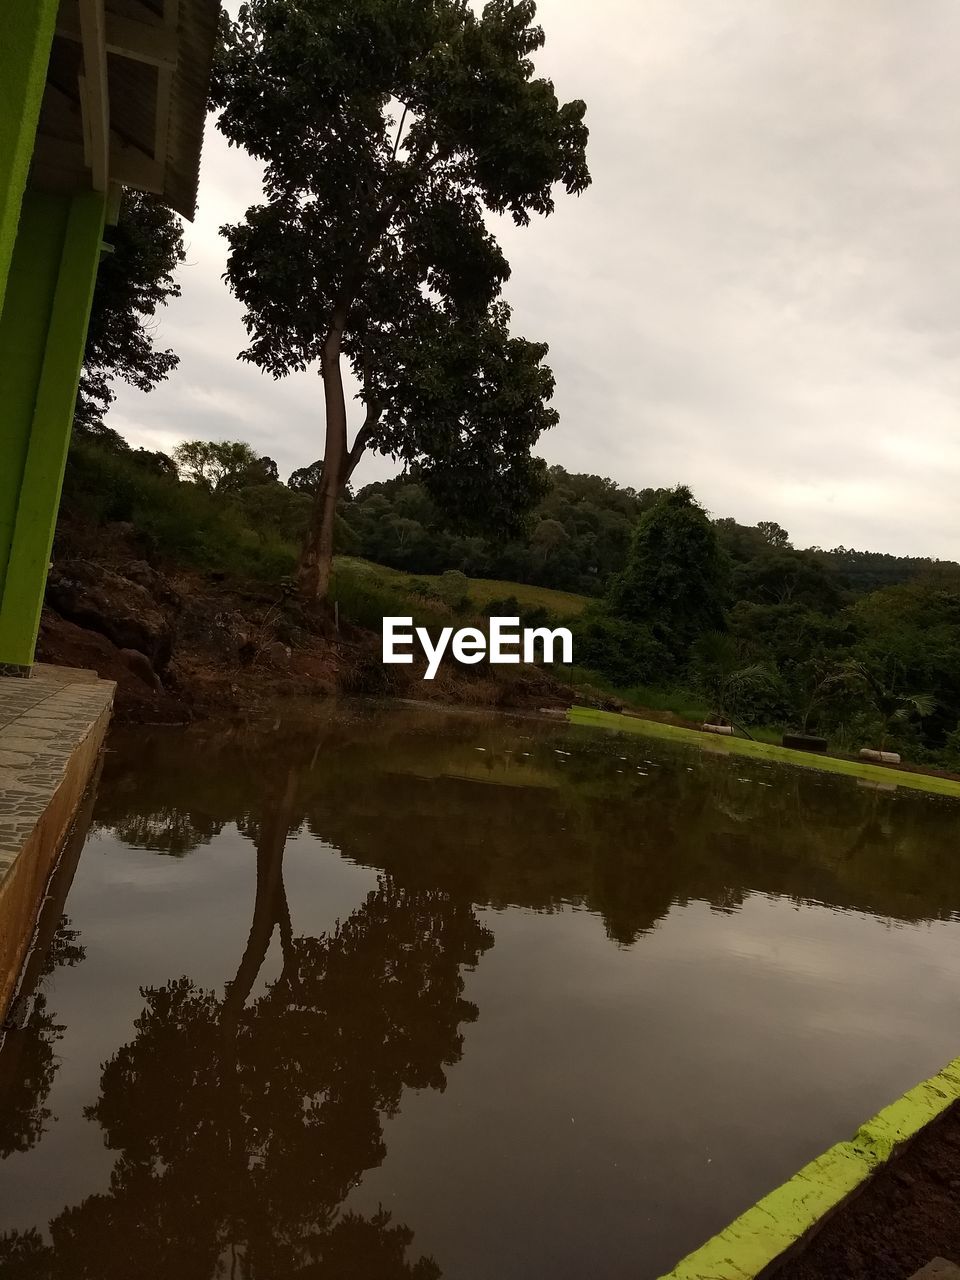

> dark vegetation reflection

[
  {"left": 0, "top": 732, "right": 495, "bottom": 1278},
  {"left": 0, "top": 781, "right": 92, "bottom": 1170},
  {"left": 0, "top": 919, "right": 85, "bottom": 1162},
  {"left": 2, "top": 707, "right": 959, "bottom": 1277},
  {"left": 94, "top": 710, "right": 960, "bottom": 937}
]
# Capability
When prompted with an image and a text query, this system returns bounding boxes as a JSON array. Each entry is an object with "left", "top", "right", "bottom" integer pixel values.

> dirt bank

[
  {"left": 775, "top": 1103, "right": 960, "bottom": 1280},
  {"left": 34, "top": 540, "right": 576, "bottom": 725}
]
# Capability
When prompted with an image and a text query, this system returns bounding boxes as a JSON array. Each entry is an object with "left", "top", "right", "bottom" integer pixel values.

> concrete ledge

[
  {"left": 659, "top": 1055, "right": 960, "bottom": 1280},
  {"left": 0, "top": 663, "right": 114, "bottom": 1020}
]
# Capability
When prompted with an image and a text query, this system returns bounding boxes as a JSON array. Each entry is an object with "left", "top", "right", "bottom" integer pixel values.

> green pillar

[
  {"left": 0, "top": 191, "right": 107, "bottom": 673},
  {"left": 0, "top": 1, "right": 59, "bottom": 306}
]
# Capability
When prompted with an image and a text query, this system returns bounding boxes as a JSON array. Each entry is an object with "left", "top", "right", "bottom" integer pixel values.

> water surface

[{"left": 1, "top": 703, "right": 959, "bottom": 1279}]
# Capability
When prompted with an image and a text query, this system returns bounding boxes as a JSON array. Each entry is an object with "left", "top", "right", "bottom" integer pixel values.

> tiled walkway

[{"left": 0, "top": 665, "right": 115, "bottom": 880}]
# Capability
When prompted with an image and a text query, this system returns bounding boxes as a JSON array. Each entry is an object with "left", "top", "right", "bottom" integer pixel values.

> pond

[{"left": 1, "top": 703, "right": 960, "bottom": 1279}]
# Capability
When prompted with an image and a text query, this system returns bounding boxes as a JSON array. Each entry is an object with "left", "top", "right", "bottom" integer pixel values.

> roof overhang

[{"left": 30, "top": 0, "right": 220, "bottom": 221}]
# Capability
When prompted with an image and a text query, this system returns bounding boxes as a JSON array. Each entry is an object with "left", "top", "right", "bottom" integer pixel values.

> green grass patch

[
  {"left": 568, "top": 705, "right": 960, "bottom": 798},
  {"left": 617, "top": 683, "right": 711, "bottom": 722},
  {"left": 748, "top": 723, "right": 788, "bottom": 745},
  {"left": 333, "top": 557, "right": 590, "bottom": 618},
  {"left": 555, "top": 669, "right": 714, "bottom": 723},
  {"left": 330, "top": 558, "right": 451, "bottom": 632}
]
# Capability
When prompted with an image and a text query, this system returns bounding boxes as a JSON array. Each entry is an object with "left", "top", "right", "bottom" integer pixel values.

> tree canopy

[
  {"left": 75, "top": 192, "right": 185, "bottom": 436},
  {"left": 173, "top": 440, "right": 279, "bottom": 492},
  {"left": 607, "top": 486, "right": 728, "bottom": 652},
  {"left": 212, "top": 0, "right": 590, "bottom": 598}
]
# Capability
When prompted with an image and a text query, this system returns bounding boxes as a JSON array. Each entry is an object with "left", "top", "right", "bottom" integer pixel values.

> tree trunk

[
  {"left": 222, "top": 771, "right": 298, "bottom": 1021},
  {"left": 298, "top": 308, "right": 349, "bottom": 602}
]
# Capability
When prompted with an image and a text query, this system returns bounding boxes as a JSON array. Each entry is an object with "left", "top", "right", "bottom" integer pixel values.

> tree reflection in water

[
  {"left": 0, "top": 769, "right": 492, "bottom": 1279},
  {"left": 4, "top": 707, "right": 960, "bottom": 1278},
  {"left": 0, "top": 919, "right": 85, "bottom": 1159}
]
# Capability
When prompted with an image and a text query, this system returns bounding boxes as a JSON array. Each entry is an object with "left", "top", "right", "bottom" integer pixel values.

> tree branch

[
  {"left": 339, "top": 141, "right": 453, "bottom": 311},
  {"left": 391, "top": 103, "right": 409, "bottom": 161},
  {"left": 344, "top": 408, "right": 381, "bottom": 483}
]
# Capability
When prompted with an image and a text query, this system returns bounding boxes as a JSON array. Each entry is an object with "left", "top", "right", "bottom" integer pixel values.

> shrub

[
  {"left": 570, "top": 608, "right": 673, "bottom": 687},
  {"left": 942, "top": 723, "right": 960, "bottom": 768},
  {"left": 59, "top": 440, "right": 299, "bottom": 580},
  {"left": 438, "top": 569, "right": 469, "bottom": 607},
  {"left": 481, "top": 596, "right": 552, "bottom": 629},
  {"left": 405, "top": 578, "right": 440, "bottom": 601},
  {"left": 330, "top": 563, "right": 450, "bottom": 633}
]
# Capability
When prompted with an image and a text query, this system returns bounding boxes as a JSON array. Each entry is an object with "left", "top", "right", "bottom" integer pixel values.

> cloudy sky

[{"left": 111, "top": 0, "right": 960, "bottom": 558}]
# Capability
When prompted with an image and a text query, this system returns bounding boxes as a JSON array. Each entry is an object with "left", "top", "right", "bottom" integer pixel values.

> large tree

[
  {"left": 213, "top": 0, "right": 590, "bottom": 600},
  {"left": 75, "top": 191, "right": 186, "bottom": 435},
  {"left": 172, "top": 439, "right": 279, "bottom": 492},
  {"left": 608, "top": 486, "right": 729, "bottom": 654}
]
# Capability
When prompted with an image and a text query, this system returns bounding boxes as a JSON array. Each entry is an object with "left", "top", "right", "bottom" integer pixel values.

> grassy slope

[
  {"left": 568, "top": 706, "right": 960, "bottom": 799},
  {"left": 332, "top": 560, "right": 941, "bottom": 773},
  {"left": 333, "top": 556, "right": 591, "bottom": 618},
  {"left": 332, "top": 560, "right": 768, "bottom": 733}
]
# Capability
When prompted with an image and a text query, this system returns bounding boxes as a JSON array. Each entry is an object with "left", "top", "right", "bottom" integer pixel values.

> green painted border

[
  {"left": 658, "top": 1053, "right": 960, "bottom": 1279},
  {"left": 567, "top": 706, "right": 960, "bottom": 799}
]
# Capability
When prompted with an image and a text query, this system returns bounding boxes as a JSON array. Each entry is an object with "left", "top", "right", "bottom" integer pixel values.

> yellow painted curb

[
  {"left": 567, "top": 706, "right": 960, "bottom": 800},
  {"left": 658, "top": 1058, "right": 960, "bottom": 1279}
]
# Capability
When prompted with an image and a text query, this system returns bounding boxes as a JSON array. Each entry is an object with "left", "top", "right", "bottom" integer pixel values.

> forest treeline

[
  {"left": 60, "top": 434, "right": 960, "bottom": 766},
  {"left": 338, "top": 465, "right": 952, "bottom": 600}
]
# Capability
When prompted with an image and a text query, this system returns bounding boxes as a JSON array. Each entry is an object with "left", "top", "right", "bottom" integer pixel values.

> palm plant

[
  {"left": 848, "top": 661, "right": 935, "bottom": 753},
  {"left": 793, "top": 660, "right": 861, "bottom": 735},
  {"left": 690, "top": 632, "right": 778, "bottom": 731}
]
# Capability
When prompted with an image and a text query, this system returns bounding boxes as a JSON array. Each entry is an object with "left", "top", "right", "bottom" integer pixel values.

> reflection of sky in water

[
  {"left": 349, "top": 897, "right": 960, "bottom": 1279},
  {"left": 1, "top": 706, "right": 959, "bottom": 1280}
]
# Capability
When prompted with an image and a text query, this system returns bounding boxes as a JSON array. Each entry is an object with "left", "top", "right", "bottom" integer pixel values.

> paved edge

[
  {"left": 656, "top": 1055, "right": 960, "bottom": 1279},
  {"left": 567, "top": 706, "right": 960, "bottom": 799},
  {"left": 0, "top": 667, "right": 115, "bottom": 1020}
]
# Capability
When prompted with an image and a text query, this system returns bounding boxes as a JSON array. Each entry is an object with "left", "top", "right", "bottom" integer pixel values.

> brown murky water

[{"left": 1, "top": 703, "right": 960, "bottom": 1279}]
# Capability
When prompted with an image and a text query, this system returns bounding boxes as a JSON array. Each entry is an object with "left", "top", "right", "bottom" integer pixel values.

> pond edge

[
  {"left": 566, "top": 701, "right": 960, "bottom": 1277},
  {"left": 656, "top": 1055, "right": 960, "bottom": 1279},
  {"left": 566, "top": 706, "right": 960, "bottom": 799}
]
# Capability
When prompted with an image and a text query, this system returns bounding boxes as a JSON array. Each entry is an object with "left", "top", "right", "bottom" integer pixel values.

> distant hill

[
  {"left": 814, "top": 547, "right": 960, "bottom": 594},
  {"left": 342, "top": 468, "right": 957, "bottom": 602}
]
